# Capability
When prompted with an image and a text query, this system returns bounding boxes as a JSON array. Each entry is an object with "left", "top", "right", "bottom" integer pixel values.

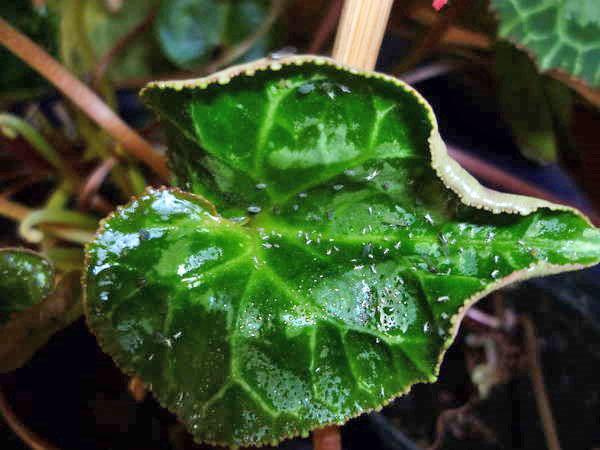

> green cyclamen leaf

[
  {"left": 84, "top": 56, "right": 600, "bottom": 447},
  {"left": 0, "top": 248, "right": 55, "bottom": 324},
  {"left": 494, "top": 42, "right": 572, "bottom": 164},
  {"left": 490, "top": 0, "right": 600, "bottom": 87},
  {"left": 155, "top": 0, "right": 276, "bottom": 70}
]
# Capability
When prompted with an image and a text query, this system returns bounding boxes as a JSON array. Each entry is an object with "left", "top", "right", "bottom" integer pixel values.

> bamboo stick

[{"left": 332, "top": 0, "right": 394, "bottom": 70}]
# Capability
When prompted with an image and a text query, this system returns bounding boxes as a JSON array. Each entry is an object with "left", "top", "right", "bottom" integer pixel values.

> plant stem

[
  {"left": 465, "top": 307, "right": 501, "bottom": 329},
  {"left": 521, "top": 316, "right": 562, "bottom": 450},
  {"left": 332, "top": 0, "right": 394, "bottom": 70},
  {"left": 393, "top": 0, "right": 467, "bottom": 74},
  {"left": 0, "top": 18, "right": 169, "bottom": 180},
  {"left": 308, "top": 0, "right": 343, "bottom": 54},
  {"left": 78, "top": 157, "right": 117, "bottom": 210},
  {"left": 0, "top": 197, "right": 29, "bottom": 221},
  {"left": 19, "top": 209, "right": 98, "bottom": 244},
  {"left": 200, "top": 0, "right": 285, "bottom": 75},
  {"left": 313, "top": 426, "right": 342, "bottom": 450},
  {"left": 91, "top": 8, "right": 158, "bottom": 90},
  {"left": 446, "top": 144, "right": 600, "bottom": 226},
  {"left": 0, "top": 113, "right": 77, "bottom": 183},
  {"left": 0, "top": 389, "right": 60, "bottom": 450}
]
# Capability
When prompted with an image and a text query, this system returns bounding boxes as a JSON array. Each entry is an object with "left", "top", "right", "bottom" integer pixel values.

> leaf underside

[
  {"left": 490, "top": 0, "right": 600, "bottom": 87},
  {"left": 84, "top": 57, "right": 600, "bottom": 447},
  {"left": 0, "top": 248, "right": 54, "bottom": 324}
]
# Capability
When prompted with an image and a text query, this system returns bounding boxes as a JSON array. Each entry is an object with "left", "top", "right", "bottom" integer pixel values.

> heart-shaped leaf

[
  {"left": 490, "top": 0, "right": 600, "bottom": 87},
  {"left": 85, "top": 56, "right": 600, "bottom": 447},
  {"left": 0, "top": 248, "right": 54, "bottom": 324}
]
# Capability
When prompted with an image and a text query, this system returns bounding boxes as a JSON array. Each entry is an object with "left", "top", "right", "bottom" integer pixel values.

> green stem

[
  {"left": 0, "top": 113, "right": 70, "bottom": 177},
  {"left": 19, "top": 209, "right": 98, "bottom": 244},
  {"left": 45, "top": 181, "right": 71, "bottom": 210},
  {"left": 126, "top": 164, "right": 147, "bottom": 196}
]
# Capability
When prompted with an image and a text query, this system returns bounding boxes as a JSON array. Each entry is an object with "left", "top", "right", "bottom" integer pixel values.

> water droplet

[
  {"left": 298, "top": 83, "right": 315, "bottom": 94},
  {"left": 298, "top": 192, "right": 308, "bottom": 198},
  {"left": 423, "top": 322, "right": 431, "bottom": 333},
  {"left": 247, "top": 205, "right": 261, "bottom": 214},
  {"left": 256, "top": 183, "right": 267, "bottom": 190},
  {"left": 365, "top": 170, "right": 379, "bottom": 181},
  {"left": 270, "top": 46, "right": 297, "bottom": 59}
]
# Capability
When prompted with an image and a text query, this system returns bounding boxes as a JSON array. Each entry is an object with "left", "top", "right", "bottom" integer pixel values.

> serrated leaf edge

[{"left": 81, "top": 56, "right": 599, "bottom": 447}]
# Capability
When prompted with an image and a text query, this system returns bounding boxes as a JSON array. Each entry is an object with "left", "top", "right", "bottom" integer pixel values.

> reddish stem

[
  {"left": 0, "top": 389, "right": 60, "bottom": 450},
  {"left": 78, "top": 157, "right": 117, "bottom": 210},
  {"left": 0, "top": 18, "right": 169, "bottom": 180},
  {"left": 308, "top": 0, "right": 344, "bottom": 54},
  {"left": 313, "top": 426, "right": 342, "bottom": 450},
  {"left": 448, "top": 145, "right": 600, "bottom": 225},
  {"left": 91, "top": 9, "right": 158, "bottom": 90}
]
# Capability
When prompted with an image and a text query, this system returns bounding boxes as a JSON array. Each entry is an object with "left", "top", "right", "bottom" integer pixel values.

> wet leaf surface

[
  {"left": 85, "top": 57, "right": 600, "bottom": 447},
  {"left": 0, "top": 248, "right": 54, "bottom": 324}
]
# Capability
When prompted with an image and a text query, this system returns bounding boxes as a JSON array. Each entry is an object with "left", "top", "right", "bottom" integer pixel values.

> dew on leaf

[
  {"left": 365, "top": 170, "right": 379, "bottom": 181},
  {"left": 298, "top": 83, "right": 315, "bottom": 94}
]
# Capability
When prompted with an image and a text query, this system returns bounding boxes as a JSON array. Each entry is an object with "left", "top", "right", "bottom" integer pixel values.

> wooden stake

[{"left": 332, "top": 0, "right": 394, "bottom": 70}]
